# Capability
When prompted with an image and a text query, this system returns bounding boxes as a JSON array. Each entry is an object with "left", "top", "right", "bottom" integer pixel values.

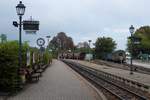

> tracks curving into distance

[{"left": 62, "top": 60, "right": 149, "bottom": 100}]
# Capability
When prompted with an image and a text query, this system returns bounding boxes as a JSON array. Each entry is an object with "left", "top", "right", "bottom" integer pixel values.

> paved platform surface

[
  {"left": 6, "top": 60, "right": 99, "bottom": 100},
  {"left": 69, "top": 60, "right": 150, "bottom": 92}
]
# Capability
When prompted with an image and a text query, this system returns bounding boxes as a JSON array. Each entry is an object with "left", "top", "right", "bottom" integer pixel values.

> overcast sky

[{"left": 0, "top": 0, "right": 150, "bottom": 50}]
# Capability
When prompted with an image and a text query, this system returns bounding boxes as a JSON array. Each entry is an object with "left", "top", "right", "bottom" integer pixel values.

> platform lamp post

[
  {"left": 13, "top": 1, "right": 26, "bottom": 77},
  {"left": 16, "top": 1, "right": 25, "bottom": 69},
  {"left": 88, "top": 40, "right": 92, "bottom": 62},
  {"left": 129, "top": 25, "right": 135, "bottom": 75},
  {"left": 13, "top": 1, "right": 26, "bottom": 86},
  {"left": 88, "top": 40, "right": 92, "bottom": 54}
]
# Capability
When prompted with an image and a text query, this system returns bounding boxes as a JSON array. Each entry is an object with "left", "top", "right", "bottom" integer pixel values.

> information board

[{"left": 23, "top": 20, "right": 39, "bottom": 31}]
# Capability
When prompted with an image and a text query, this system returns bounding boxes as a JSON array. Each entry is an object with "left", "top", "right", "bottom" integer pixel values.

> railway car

[
  {"left": 59, "top": 52, "right": 86, "bottom": 60},
  {"left": 106, "top": 50, "right": 126, "bottom": 63},
  {"left": 79, "top": 52, "right": 86, "bottom": 60},
  {"left": 73, "top": 53, "right": 80, "bottom": 59},
  {"left": 106, "top": 53, "right": 113, "bottom": 61},
  {"left": 112, "top": 50, "right": 126, "bottom": 63}
]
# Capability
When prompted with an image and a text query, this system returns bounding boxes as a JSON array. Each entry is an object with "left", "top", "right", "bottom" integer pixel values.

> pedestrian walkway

[
  {"left": 7, "top": 60, "right": 100, "bottom": 100},
  {"left": 69, "top": 60, "right": 150, "bottom": 92}
]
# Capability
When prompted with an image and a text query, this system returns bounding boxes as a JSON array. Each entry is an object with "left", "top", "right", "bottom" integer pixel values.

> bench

[
  {"left": 26, "top": 65, "right": 41, "bottom": 83},
  {"left": 29, "top": 73, "right": 41, "bottom": 83},
  {"left": 35, "top": 69, "right": 43, "bottom": 76},
  {"left": 39, "top": 64, "right": 48, "bottom": 71},
  {"left": 0, "top": 92, "right": 10, "bottom": 96},
  {"left": 27, "top": 63, "right": 51, "bottom": 83}
]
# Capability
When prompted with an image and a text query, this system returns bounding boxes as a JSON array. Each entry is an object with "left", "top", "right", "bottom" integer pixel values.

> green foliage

[
  {"left": 74, "top": 42, "right": 89, "bottom": 53},
  {"left": 95, "top": 37, "right": 116, "bottom": 59},
  {"left": 0, "top": 34, "right": 7, "bottom": 43},
  {"left": 74, "top": 47, "right": 90, "bottom": 53},
  {"left": 135, "top": 26, "right": 150, "bottom": 49},
  {"left": 0, "top": 40, "right": 53, "bottom": 92},
  {"left": 49, "top": 32, "right": 74, "bottom": 51},
  {"left": 127, "top": 26, "right": 150, "bottom": 57},
  {"left": 0, "top": 41, "right": 29, "bottom": 92},
  {"left": 43, "top": 50, "right": 52, "bottom": 64},
  {"left": 51, "top": 49, "right": 58, "bottom": 59}
]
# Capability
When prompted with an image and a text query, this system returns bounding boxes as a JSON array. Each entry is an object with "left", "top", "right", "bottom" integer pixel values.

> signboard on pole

[{"left": 23, "top": 20, "right": 39, "bottom": 34}]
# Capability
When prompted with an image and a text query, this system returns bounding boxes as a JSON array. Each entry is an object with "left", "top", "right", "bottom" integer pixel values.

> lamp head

[
  {"left": 88, "top": 40, "right": 92, "bottom": 42},
  {"left": 129, "top": 25, "right": 135, "bottom": 34},
  {"left": 16, "top": 1, "right": 26, "bottom": 16}
]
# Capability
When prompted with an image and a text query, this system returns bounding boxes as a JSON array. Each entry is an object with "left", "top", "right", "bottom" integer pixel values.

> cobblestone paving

[{"left": 6, "top": 60, "right": 96, "bottom": 100}]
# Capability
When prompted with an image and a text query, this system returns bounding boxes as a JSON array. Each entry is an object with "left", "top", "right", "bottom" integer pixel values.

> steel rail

[
  {"left": 66, "top": 62, "right": 124, "bottom": 100},
  {"left": 63, "top": 60, "right": 148, "bottom": 100},
  {"left": 94, "top": 60, "right": 150, "bottom": 75}
]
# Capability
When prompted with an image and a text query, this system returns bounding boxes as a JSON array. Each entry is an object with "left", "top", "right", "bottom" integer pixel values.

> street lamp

[
  {"left": 16, "top": 1, "right": 25, "bottom": 16},
  {"left": 88, "top": 40, "right": 92, "bottom": 62},
  {"left": 129, "top": 25, "right": 135, "bottom": 75},
  {"left": 16, "top": 1, "right": 26, "bottom": 71},
  {"left": 88, "top": 40, "right": 92, "bottom": 54}
]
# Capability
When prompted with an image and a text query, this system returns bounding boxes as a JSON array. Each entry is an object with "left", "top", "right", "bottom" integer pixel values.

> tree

[
  {"left": 75, "top": 42, "right": 90, "bottom": 53},
  {"left": 77, "top": 42, "right": 89, "bottom": 48},
  {"left": 95, "top": 37, "right": 116, "bottom": 59},
  {"left": 49, "top": 32, "right": 74, "bottom": 57},
  {"left": 127, "top": 26, "right": 150, "bottom": 57},
  {"left": 0, "top": 34, "right": 7, "bottom": 43}
]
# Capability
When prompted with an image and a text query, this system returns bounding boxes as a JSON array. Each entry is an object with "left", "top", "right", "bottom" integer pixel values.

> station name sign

[{"left": 23, "top": 20, "right": 39, "bottom": 31}]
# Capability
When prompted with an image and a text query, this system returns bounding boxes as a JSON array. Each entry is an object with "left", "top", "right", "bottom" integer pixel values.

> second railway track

[
  {"left": 62, "top": 60, "right": 150, "bottom": 100},
  {"left": 92, "top": 60, "right": 150, "bottom": 75}
]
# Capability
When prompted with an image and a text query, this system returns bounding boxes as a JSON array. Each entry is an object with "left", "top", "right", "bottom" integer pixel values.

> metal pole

[
  {"left": 89, "top": 41, "right": 90, "bottom": 54},
  {"left": 19, "top": 15, "right": 22, "bottom": 69},
  {"left": 130, "top": 34, "right": 133, "bottom": 75},
  {"left": 89, "top": 41, "right": 91, "bottom": 62}
]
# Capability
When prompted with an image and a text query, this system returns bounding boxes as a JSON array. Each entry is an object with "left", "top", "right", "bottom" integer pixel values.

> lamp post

[
  {"left": 88, "top": 40, "right": 92, "bottom": 62},
  {"left": 88, "top": 40, "right": 92, "bottom": 54},
  {"left": 129, "top": 25, "right": 135, "bottom": 75},
  {"left": 16, "top": 1, "right": 25, "bottom": 69}
]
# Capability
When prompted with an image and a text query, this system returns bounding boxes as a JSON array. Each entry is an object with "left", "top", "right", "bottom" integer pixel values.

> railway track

[
  {"left": 92, "top": 60, "right": 150, "bottom": 75},
  {"left": 62, "top": 60, "right": 149, "bottom": 100}
]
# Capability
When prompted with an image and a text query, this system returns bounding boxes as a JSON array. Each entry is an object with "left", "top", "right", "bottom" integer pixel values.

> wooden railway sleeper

[{"left": 65, "top": 60, "right": 148, "bottom": 100}]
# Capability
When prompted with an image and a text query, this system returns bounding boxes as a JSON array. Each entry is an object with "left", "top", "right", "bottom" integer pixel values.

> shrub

[
  {"left": 0, "top": 41, "right": 29, "bottom": 92},
  {"left": 43, "top": 50, "right": 52, "bottom": 64}
]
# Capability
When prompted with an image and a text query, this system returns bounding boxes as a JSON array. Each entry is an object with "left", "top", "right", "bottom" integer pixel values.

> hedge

[
  {"left": 0, "top": 41, "right": 52, "bottom": 92},
  {"left": 0, "top": 41, "right": 29, "bottom": 92}
]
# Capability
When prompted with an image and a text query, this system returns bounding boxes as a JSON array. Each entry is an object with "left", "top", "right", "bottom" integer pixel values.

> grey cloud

[{"left": 0, "top": 0, "right": 150, "bottom": 49}]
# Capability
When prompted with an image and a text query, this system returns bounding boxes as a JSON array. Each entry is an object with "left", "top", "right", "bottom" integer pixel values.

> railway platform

[
  {"left": 69, "top": 60, "right": 150, "bottom": 92},
  {"left": 126, "top": 60, "right": 150, "bottom": 69},
  {"left": 3, "top": 60, "right": 103, "bottom": 100}
]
